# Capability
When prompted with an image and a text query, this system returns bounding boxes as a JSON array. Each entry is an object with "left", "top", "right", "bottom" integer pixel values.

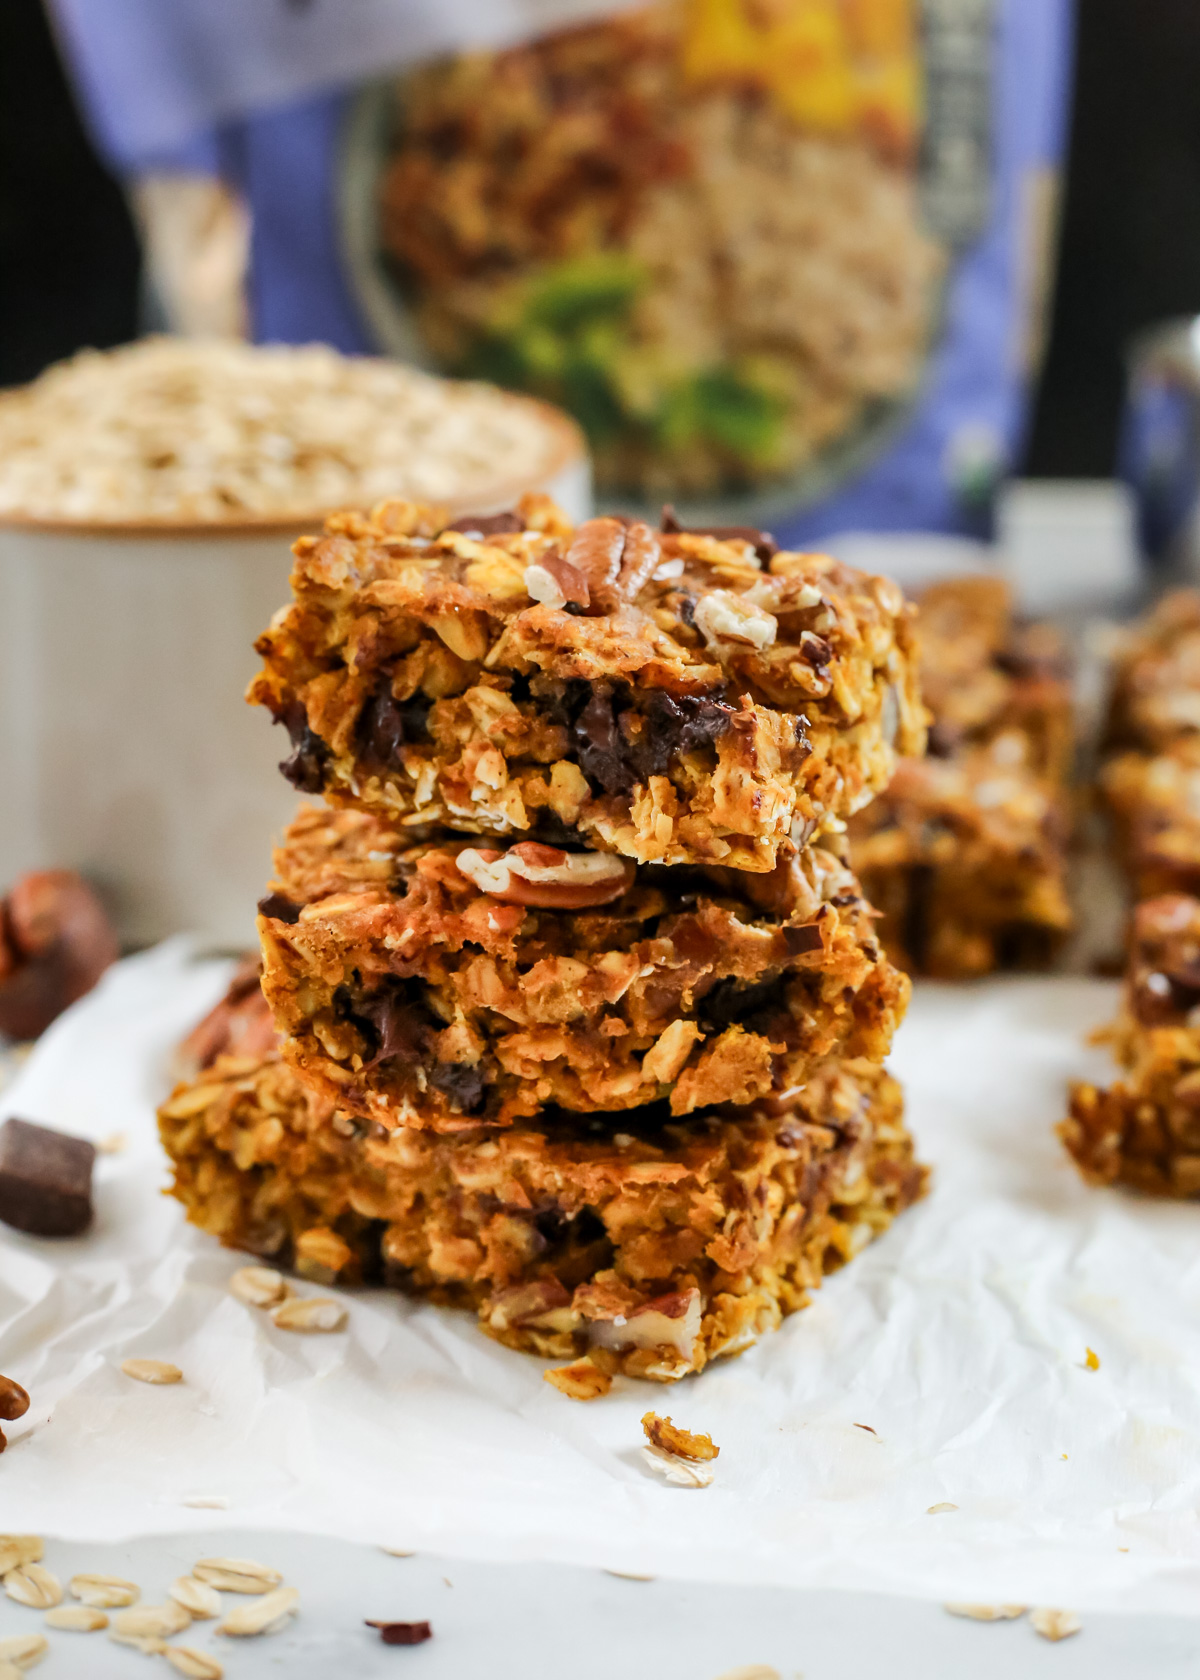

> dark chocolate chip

[
  {"left": 366, "top": 1620, "right": 433, "bottom": 1646},
  {"left": 0, "top": 1117, "right": 94, "bottom": 1238},
  {"left": 257, "top": 894, "right": 301, "bottom": 925},
  {"left": 660, "top": 504, "right": 778, "bottom": 562},
  {"left": 276, "top": 701, "right": 329, "bottom": 794},
  {"left": 782, "top": 923, "right": 825, "bottom": 956},
  {"left": 563, "top": 600, "right": 589, "bottom": 616},
  {"left": 351, "top": 980, "right": 440, "bottom": 1069},
  {"left": 634, "top": 691, "right": 734, "bottom": 779},
  {"left": 357, "top": 683, "right": 432, "bottom": 768},
  {"left": 574, "top": 681, "right": 635, "bottom": 798},
  {"left": 698, "top": 973, "right": 788, "bottom": 1034},
  {"left": 444, "top": 510, "right": 523, "bottom": 536},
  {"left": 926, "top": 719, "right": 962, "bottom": 759},
  {"left": 677, "top": 593, "right": 697, "bottom": 628},
  {"left": 797, "top": 632, "right": 832, "bottom": 669},
  {"left": 427, "top": 1061, "right": 486, "bottom": 1114}
]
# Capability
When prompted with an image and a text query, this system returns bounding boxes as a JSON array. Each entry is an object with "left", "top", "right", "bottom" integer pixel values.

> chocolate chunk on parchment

[
  {"left": 0, "top": 1117, "right": 95, "bottom": 1237},
  {"left": 366, "top": 1619, "right": 433, "bottom": 1645}
]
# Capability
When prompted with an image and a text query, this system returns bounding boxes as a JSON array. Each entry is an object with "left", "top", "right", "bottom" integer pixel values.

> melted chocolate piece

[
  {"left": 366, "top": 1620, "right": 433, "bottom": 1646},
  {"left": 277, "top": 701, "right": 329, "bottom": 794},
  {"left": 554, "top": 678, "right": 735, "bottom": 800},
  {"left": 351, "top": 979, "right": 439, "bottom": 1068},
  {"left": 357, "top": 683, "right": 432, "bottom": 768},
  {"left": 782, "top": 922, "right": 826, "bottom": 956},
  {"left": 444, "top": 510, "right": 522, "bottom": 536},
  {"left": 427, "top": 1061, "right": 486, "bottom": 1114},
  {"left": 660, "top": 504, "right": 778, "bottom": 562},
  {"left": 634, "top": 691, "right": 735, "bottom": 779},
  {"left": 0, "top": 1117, "right": 94, "bottom": 1238},
  {"left": 698, "top": 973, "right": 789, "bottom": 1033},
  {"left": 257, "top": 893, "right": 301, "bottom": 925},
  {"left": 575, "top": 682, "right": 634, "bottom": 797}
]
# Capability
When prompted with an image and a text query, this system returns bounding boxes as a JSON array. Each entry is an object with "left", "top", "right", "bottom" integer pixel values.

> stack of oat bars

[
  {"left": 1064, "top": 591, "right": 1200, "bottom": 1196},
  {"left": 849, "top": 575, "right": 1074, "bottom": 978},
  {"left": 159, "top": 499, "right": 929, "bottom": 1394}
]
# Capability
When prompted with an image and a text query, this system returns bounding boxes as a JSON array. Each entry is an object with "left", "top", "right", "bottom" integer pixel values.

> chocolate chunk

[
  {"left": 634, "top": 691, "right": 734, "bottom": 778},
  {"left": 660, "top": 504, "right": 778, "bottom": 562},
  {"left": 575, "top": 681, "right": 635, "bottom": 798},
  {"left": 427, "top": 1060, "right": 486, "bottom": 1114},
  {"left": 926, "top": 719, "right": 963, "bottom": 759},
  {"left": 444, "top": 509, "right": 523, "bottom": 536},
  {"left": 257, "top": 894, "right": 301, "bottom": 925},
  {"left": 0, "top": 1118, "right": 95, "bottom": 1237},
  {"left": 698, "top": 974, "right": 788, "bottom": 1033},
  {"left": 782, "top": 922, "right": 826, "bottom": 956},
  {"left": 366, "top": 1620, "right": 433, "bottom": 1646},
  {"left": 276, "top": 701, "right": 329, "bottom": 794},
  {"left": 351, "top": 980, "right": 440, "bottom": 1069},
  {"left": 357, "top": 683, "right": 432, "bottom": 767}
]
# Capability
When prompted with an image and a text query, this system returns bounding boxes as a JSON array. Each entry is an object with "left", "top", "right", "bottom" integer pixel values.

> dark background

[{"left": 4, "top": 0, "right": 1200, "bottom": 479}]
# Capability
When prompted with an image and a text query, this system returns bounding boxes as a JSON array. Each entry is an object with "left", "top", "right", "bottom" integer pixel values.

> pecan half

[
  {"left": 454, "top": 842, "right": 634, "bottom": 908},
  {"left": 523, "top": 549, "right": 591, "bottom": 611},
  {"left": 0, "top": 871, "right": 119, "bottom": 1040},
  {"left": 564, "top": 517, "right": 625, "bottom": 607}
]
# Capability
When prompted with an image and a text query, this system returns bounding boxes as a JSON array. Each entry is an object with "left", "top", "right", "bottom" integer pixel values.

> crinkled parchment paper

[{"left": 3, "top": 942, "right": 1200, "bottom": 1614}]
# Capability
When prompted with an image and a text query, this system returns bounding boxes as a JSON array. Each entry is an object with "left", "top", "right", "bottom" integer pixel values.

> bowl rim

[{"left": 0, "top": 389, "right": 586, "bottom": 540}]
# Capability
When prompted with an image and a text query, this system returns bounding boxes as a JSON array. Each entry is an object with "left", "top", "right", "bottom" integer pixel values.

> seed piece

[
  {"left": 0, "top": 1631, "right": 48, "bottom": 1666},
  {"left": 0, "top": 1538, "right": 42, "bottom": 1576},
  {"left": 166, "top": 1649, "right": 225, "bottom": 1678},
  {"left": 112, "top": 1602, "right": 191, "bottom": 1640},
  {"left": 366, "top": 1619, "right": 432, "bottom": 1646},
  {"left": 944, "top": 1604, "right": 1026, "bottom": 1621},
  {"left": 45, "top": 1605, "right": 108, "bottom": 1631},
  {"left": 229, "top": 1266, "right": 288, "bottom": 1308},
  {"left": 192, "top": 1558, "right": 282, "bottom": 1595},
  {"left": 641, "top": 1444, "right": 714, "bottom": 1488},
  {"left": 70, "top": 1573, "right": 139, "bottom": 1608},
  {"left": 218, "top": 1586, "right": 298, "bottom": 1636},
  {"left": 269, "top": 1296, "right": 346, "bottom": 1333},
  {"left": 1030, "top": 1607, "right": 1082, "bottom": 1642},
  {"left": 642, "top": 1412, "right": 719, "bottom": 1462},
  {"left": 169, "top": 1578, "right": 221, "bottom": 1619},
  {"left": 5, "top": 1565, "right": 62, "bottom": 1609},
  {"left": 121, "top": 1359, "right": 183, "bottom": 1385}
]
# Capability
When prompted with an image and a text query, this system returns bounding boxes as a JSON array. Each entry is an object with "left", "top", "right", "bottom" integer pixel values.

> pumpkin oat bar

[
  {"left": 159, "top": 1047, "right": 926, "bottom": 1384},
  {"left": 248, "top": 496, "right": 924, "bottom": 873},
  {"left": 258, "top": 805, "right": 910, "bottom": 1135},
  {"left": 1062, "top": 893, "right": 1200, "bottom": 1196}
]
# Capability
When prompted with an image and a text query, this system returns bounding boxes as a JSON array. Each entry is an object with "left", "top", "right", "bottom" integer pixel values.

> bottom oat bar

[
  {"left": 160, "top": 1051, "right": 927, "bottom": 1382},
  {"left": 1061, "top": 894, "right": 1200, "bottom": 1196}
]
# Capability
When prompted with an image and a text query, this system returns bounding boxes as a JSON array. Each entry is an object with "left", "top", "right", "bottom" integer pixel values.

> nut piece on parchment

[
  {"left": 217, "top": 1585, "right": 298, "bottom": 1636},
  {"left": 641, "top": 1412, "right": 720, "bottom": 1463},
  {"left": 366, "top": 1619, "right": 433, "bottom": 1646},
  {"left": 0, "top": 1118, "right": 94, "bottom": 1238},
  {"left": 0, "top": 870, "right": 118, "bottom": 1041},
  {"left": 0, "top": 1375, "right": 30, "bottom": 1455}
]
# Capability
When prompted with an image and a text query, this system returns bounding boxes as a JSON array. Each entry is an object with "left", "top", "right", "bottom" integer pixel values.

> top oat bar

[{"left": 249, "top": 497, "right": 924, "bottom": 872}]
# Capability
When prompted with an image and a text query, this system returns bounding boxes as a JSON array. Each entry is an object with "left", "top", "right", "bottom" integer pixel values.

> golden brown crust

[
  {"left": 247, "top": 497, "right": 925, "bottom": 872},
  {"left": 258, "top": 805, "right": 910, "bottom": 1133},
  {"left": 1106, "top": 589, "right": 1200, "bottom": 752},
  {"left": 159, "top": 1048, "right": 927, "bottom": 1381}
]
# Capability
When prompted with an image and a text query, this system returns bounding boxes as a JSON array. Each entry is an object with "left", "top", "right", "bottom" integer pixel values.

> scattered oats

[
  {"left": 5, "top": 1566, "right": 62, "bottom": 1609},
  {"left": 45, "top": 1605, "right": 108, "bottom": 1631},
  {"left": 70, "top": 1574, "right": 140, "bottom": 1609},
  {"left": 228, "top": 1266, "right": 288, "bottom": 1308},
  {"left": 269, "top": 1295, "right": 346, "bottom": 1333},
  {"left": 0, "top": 1538, "right": 42, "bottom": 1576},
  {"left": 0, "top": 1631, "right": 48, "bottom": 1667},
  {"left": 1031, "top": 1608, "right": 1082, "bottom": 1642},
  {"left": 121, "top": 1359, "right": 183, "bottom": 1385},
  {"left": 217, "top": 1586, "right": 298, "bottom": 1637},
  {"left": 169, "top": 1578, "right": 221, "bottom": 1620},
  {"left": 604, "top": 1570, "right": 655, "bottom": 1582},
  {"left": 166, "top": 1648, "right": 224, "bottom": 1679},
  {"left": 927, "top": 1503, "right": 958, "bottom": 1514},
  {"left": 112, "top": 1603, "right": 191, "bottom": 1641},
  {"left": 0, "top": 1661, "right": 21, "bottom": 1680},
  {"left": 180, "top": 1497, "right": 229, "bottom": 1511},
  {"left": 96, "top": 1131, "right": 128, "bottom": 1154},
  {"left": 711, "top": 1668, "right": 781, "bottom": 1680},
  {"left": 109, "top": 1633, "right": 167, "bottom": 1655},
  {"left": 944, "top": 1604, "right": 1026, "bottom": 1621},
  {"left": 380, "top": 1548, "right": 416, "bottom": 1558},
  {"left": 1084, "top": 1347, "right": 1100, "bottom": 1371},
  {"left": 641, "top": 1444, "right": 714, "bottom": 1488},
  {"left": 192, "top": 1559, "right": 282, "bottom": 1595}
]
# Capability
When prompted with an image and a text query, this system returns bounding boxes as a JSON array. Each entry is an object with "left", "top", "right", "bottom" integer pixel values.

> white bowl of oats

[{"left": 0, "top": 337, "right": 589, "bottom": 948}]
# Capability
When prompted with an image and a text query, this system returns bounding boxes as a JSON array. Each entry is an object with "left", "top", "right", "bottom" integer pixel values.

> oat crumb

[
  {"left": 642, "top": 1412, "right": 719, "bottom": 1462},
  {"left": 927, "top": 1502, "right": 958, "bottom": 1514},
  {"left": 1030, "top": 1607, "right": 1082, "bottom": 1642},
  {"left": 544, "top": 1357, "right": 612, "bottom": 1401}
]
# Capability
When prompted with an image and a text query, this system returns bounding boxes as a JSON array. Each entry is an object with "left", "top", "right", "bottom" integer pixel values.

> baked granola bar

[
  {"left": 849, "top": 732, "right": 1073, "bottom": 978},
  {"left": 247, "top": 497, "right": 925, "bottom": 872},
  {"left": 258, "top": 806, "right": 910, "bottom": 1134},
  {"left": 159, "top": 1048, "right": 927, "bottom": 1383},
  {"left": 1061, "top": 894, "right": 1200, "bottom": 1195},
  {"left": 848, "top": 576, "right": 1073, "bottom": 978},
  {"left": 1106, "top": 588, "right": 1200, "bottom": 751},
  {"left": 1101, "top": 738, "right": 1200, "bottom": 900}
]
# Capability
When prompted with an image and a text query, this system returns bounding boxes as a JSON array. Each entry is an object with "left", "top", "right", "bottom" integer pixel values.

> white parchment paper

[{"left": 4, "top": 944, "right": 1200, "bottom": 1615}]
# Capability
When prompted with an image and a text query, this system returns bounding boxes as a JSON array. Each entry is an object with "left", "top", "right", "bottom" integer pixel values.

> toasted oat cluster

[
  {"left": 258, "top": 805, "right": 909, "bottom": 1134},
  {"left": 1061, "top": 894, "right": 1200, "bottom": 1196},
  {"left": 248, "top": 497, "right": 924, "bottom": 873},
  {"left": 159, "top": 1046, "right": 926, "bottom": 1383},
  {"left": 1106, "top": 589, "right": 1200, "bottom": 750},
  {"left": 849, "top": 576, "right": 1073, "bottom": 978}
]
